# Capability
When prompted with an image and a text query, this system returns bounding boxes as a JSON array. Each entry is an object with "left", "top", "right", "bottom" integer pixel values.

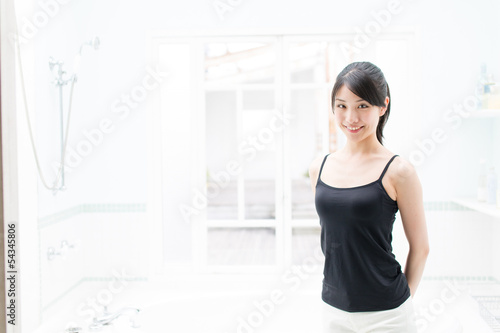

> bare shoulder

[
  {"left": 390, "top": 155, "right": 419, "bottom": 186},
  {"left": 308, "top": 155, "right": 326, "bottom": 177},
  {"left": 308, "top": 154, "right": 327, "bottom": 193},
  {"left": 383, "top": 155, "right": 422, "bottom": 202}
]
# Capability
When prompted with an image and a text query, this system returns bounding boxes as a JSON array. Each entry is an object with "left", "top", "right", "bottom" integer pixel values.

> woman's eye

[
  {"left": 358, "top": 104, "right": 368, "bottom": 109},
  {"left": 336, "top": 104, "right": 345, "bottom": 109}
]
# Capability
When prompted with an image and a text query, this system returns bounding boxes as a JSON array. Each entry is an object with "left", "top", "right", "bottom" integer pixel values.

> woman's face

[{"left": 333, "top": 84, "right": 388, "bottom": 144}]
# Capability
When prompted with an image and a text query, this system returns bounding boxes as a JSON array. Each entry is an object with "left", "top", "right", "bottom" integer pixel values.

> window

[{"left": 149, "top": 32, "right": 418, "bottom": 273}]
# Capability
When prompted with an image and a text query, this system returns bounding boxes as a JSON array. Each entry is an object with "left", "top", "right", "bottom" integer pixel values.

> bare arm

[
  {"left": 308, "top": 156, "right": 324, "bottom": 196},
  {"left": 394, "top": 158, "right": 430, "bottom": 297}
]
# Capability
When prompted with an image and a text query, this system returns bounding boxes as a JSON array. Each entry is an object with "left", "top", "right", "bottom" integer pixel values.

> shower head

[
  {"left": 79, "top": 36, "right": 100, "bottom": 55},
  {"left": 74, "top": 37, "right": 100, "bottom": 75},
  {"left": 89, "top": 36, "right": 100, "bottom": 50}
]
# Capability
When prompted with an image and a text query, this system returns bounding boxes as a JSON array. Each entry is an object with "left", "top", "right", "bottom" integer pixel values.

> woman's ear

[{"left": 380, "top": 96, "right": 390, "bottom": 116}]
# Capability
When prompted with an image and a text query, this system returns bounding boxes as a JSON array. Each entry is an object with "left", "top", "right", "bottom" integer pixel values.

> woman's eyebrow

[{"left": 335, "top": 98, "right": 365, "bottom": 102}]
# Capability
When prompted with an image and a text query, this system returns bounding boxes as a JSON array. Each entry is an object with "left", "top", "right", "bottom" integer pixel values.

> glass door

[
  {"left": 203, "top": 38, "right": 282, "bottom": 271},
  {"left": 153, "top": 32, "right": 417, "bottom": 273}
]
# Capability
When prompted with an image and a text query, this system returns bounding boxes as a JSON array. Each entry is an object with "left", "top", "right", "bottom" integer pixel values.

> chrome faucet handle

[
  {"left": 61, "top": 240, "right": 74, "bottom": 249},
  {"left": 128, "top": 308, "right": 141, "bottom": 328},
  {"left": 89, "top": 307, "right": 141, "bottom": 331},
  {"left": 89, "top": 319, "right": 104, "bottom": 331},
  {"left": 48, "top": 56, "right": 60, "bottom": 71},
  {"left": 47, "top": 247, "right": 61, "bottom": 260}
]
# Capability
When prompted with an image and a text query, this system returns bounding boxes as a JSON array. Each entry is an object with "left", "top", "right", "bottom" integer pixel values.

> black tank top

[{"left": 315, "top": 153, "right": 411, "bottom": 312}]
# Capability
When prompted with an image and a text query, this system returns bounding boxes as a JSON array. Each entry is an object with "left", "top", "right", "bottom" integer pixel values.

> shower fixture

[
  {"left": 12, "top": 0, "right": 102, "bottom": 193},
  {"left": 13, "top": 0, "right": 101, "bottom": 193},
  {"left": 73, "top": 37, "right": 100, "bottom": 76},
  {"left": 47, "top": 36, "right": 100, "bottom": 192},
  {"left": 80, "top": 36, "right": 101, "bottom": 53}
]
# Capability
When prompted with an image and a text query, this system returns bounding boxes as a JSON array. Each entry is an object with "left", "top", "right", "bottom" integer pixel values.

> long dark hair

[{"left": 331, "top": 62, "right": 390, "bottom": 145}]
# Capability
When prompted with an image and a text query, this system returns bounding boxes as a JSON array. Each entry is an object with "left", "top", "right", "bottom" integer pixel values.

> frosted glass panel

[
  {"left": 243, "top": 153, "right": 276, "bottom": 220},
  {"left": 240, "top": 106, "right": 278, "bottom": 220},
  {"left": 207, "top": 228, "right": 276, "bottom": 265},
  {"left": 160, "top": 67, "right": 193, "bottom": 263},
  {"left": 242, "top": 90, "right": 275, "bottom": 110},
  {"left": 205, "top": 91, "right": 238, "bottom": 220},
  {"left": 292, "top": 227, "right": 323, "bottom": 265}
]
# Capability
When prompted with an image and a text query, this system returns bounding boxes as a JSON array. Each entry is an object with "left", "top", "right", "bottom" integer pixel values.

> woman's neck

[{"left": 341, "top": 135, "right": 384, "bottom": 156}]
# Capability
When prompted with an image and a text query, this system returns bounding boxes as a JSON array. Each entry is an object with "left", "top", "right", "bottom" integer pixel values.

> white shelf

[
  {"left": 470, "top": 109, "right": 500, "bottom": 118},
  {"left": 452, "top": 197, "right": 500, "bottom": 219}
]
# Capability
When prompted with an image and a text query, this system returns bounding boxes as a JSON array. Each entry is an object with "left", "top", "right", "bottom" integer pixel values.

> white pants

[{"left": 322, "top": 297, "right": 418, "bottom": 333}]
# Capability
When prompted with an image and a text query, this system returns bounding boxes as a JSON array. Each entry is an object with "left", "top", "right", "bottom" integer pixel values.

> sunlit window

[{"left": 158, "top": 34, "right": 417, "bottom": 271}]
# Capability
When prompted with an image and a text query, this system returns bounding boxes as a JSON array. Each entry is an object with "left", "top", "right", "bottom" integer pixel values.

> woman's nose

[{"left": 345, "top": 108, "right": 358, "bottom": 123}]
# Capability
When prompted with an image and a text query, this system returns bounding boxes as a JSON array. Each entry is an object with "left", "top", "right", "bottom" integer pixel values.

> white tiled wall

[
  {"left": 83, "top": 212, "right": 148, "bottom": 278},
  {"left": 39, "top": 210, "right": 147, "bottom": 319},
  {"left": 39, "top": 215, "right": 85, "bottom": 313}
]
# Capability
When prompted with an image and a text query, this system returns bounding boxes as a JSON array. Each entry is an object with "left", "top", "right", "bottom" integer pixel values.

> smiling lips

[{"left": 344, "top": 125, "right": 363, "bottom": 133}]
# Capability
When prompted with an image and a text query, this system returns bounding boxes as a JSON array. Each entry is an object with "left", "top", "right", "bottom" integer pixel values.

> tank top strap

[
  {"left": 378, "top": 155, "right": 399, "bottom": 181},
  {"left": 317, "top": 153, "right": 330, "bottom": 180}
]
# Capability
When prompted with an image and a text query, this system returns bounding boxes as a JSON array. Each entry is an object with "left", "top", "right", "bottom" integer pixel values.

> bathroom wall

[
  {"left": 18, "top": 0, "right": 500, "bottom": 326},
  {"left": 31, "top": 0, "right": 500, "bottom": 208},
  {"left": 493, "top": 221, "right": 500, "bottom": 281},
  {"left": 392, "top": 207, "right": 495, "bottom": 279}
]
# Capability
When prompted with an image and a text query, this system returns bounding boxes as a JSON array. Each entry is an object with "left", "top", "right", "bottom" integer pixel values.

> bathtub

[
  {"left": 82, "top": 290, "right": 324, "bottom": 333},
  {"left": 79, "top": 274, "right": 326, "bottom": 333},
  {"left": 36, "top": 277, "right": 497, "bottom": 333}
]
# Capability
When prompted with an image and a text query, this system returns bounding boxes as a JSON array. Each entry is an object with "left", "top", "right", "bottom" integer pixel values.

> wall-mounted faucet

[
  {"left": 89, "top": 306, "right": 141, "bottom": 330},
  {"left": 47, "top": 240, "right": 75, "bottom": 260}
]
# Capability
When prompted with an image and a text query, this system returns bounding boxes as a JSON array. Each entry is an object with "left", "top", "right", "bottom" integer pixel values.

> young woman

[{"left": 309, "top": 62, "right": 429, "bottom": 332}]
